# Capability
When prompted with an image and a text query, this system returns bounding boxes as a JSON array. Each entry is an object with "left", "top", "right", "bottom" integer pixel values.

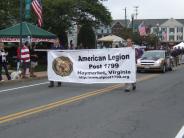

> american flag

[
  {"left": 31, "top": 0, "right": 42, "bottom": 27},
  {"left": 162, "top": 31, "right": 167, "bottom": 41},
  {"left": 138, "top": 22, "right": 146, "bottom": 36}
]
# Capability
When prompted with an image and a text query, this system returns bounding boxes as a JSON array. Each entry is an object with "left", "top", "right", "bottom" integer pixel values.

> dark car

[{"left": 136, "top": 50, "right": 173, "bottom": 73}]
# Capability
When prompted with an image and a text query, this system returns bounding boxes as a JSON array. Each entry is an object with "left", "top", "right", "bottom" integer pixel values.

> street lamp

[{"left": 156, "top": 23, "right": 159, "bottom": 49}]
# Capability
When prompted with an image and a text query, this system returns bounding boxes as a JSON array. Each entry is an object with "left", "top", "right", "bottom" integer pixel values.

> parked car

[{"left": 137, "top": 50, "right": 173, "bottom": 73}]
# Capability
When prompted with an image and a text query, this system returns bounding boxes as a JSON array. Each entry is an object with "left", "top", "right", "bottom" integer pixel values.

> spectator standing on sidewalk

[
  {"left": 48, "top": 39, "right": 62, "bottom": 87},
  {"left": 69, "top": 40, "right": 74, "bottom": 49},
  {"left": 16, "top": 46, "right": 21, "bottom": 71},
  {"left": 20, "top": 41, "right": 30, "bottom": 78},
  {"left": 124, "top": 38, "right": 138, "bottom": 92},
  {"left": 0, "top": 43, "right": 11, "bottom": 81},
  {"left": 30, "top": 43, "right": 38, "bottom": 77}
]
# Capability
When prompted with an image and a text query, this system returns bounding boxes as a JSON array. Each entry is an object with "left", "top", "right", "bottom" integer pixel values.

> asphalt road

[{"left": 0, "top": 66, "right": 184, "bottom": 138}]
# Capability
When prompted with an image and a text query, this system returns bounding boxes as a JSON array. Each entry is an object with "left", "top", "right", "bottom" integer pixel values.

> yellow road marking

[{"left": 0, "top": 74, "right": 158, "bottom": 124}]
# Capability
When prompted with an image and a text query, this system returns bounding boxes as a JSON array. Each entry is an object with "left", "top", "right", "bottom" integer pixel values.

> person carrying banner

[
  {"left": 48, "top": 39, "right": 62, "bottom": 87},
  {"left": 124, "top": 38, "right": 137, "bottom": 92}
]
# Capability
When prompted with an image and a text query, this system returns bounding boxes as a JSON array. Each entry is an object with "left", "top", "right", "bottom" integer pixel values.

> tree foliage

[
  {"left": 0, "top": 0, "right": 19, "bottom": 29},
  {"left": 77, "top": 24, "right": 96, "bottom": 49},
  {"left": 43, "top": 0, "right": 112, "bottom": 44},
  {"left": 0, "top": 0, "right": 112, "bottom": 31}
]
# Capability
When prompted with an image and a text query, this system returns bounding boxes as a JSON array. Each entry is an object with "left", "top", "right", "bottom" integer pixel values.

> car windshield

[{"left": 142, "top": 51, "right": 165, "bottom": 59}]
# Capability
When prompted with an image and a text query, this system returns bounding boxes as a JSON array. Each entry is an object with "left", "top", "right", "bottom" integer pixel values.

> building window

[
  {"left": 177, "top": 35, "right": 183, "bottom": 41},
  {"left": 101, "top": 29, "right": 103, "bottom": 34},
  {"left": 169, "top": 28, "right": 175, "bottom": 35},
  {"left": 169, "top": 35, "right": 174, "bottom": 41},
  {"left": 161, "top": 28, "right": 167, "bottom": 32},
  {"left": 152, "top": 28, "right": 157, "bottom": 34},
  {"left": 177, "top": 27, "right": 183, "bottom": 32}
]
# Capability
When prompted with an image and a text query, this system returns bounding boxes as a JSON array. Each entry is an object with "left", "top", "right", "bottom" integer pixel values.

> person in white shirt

[{"left": 124, "top": 38, "right": 137, "bottom": 92}]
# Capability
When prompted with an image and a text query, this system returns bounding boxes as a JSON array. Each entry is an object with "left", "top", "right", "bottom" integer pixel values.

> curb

[{"left": 0, "top": 76, "right": 47, "bottom": 86}]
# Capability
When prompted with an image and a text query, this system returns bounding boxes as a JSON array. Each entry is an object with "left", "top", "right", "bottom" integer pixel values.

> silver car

[{"left": 137, "top": 50, "right": 173, "bottom": 73}]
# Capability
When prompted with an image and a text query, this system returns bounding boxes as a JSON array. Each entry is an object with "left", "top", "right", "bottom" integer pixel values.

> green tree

[
  {"left": 77, "top": 24, "right": 96, "bottom": 49},
  {"left": 43, "top": 0, "right": 112, "bottom": 45},
  {"left": 0, "top": 0, "right": 19, "bottom": 29},
  {"left": 0, "top": 0, "right": 112, "bottom": 48}
]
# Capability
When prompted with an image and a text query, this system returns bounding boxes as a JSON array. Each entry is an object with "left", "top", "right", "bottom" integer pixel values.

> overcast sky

[{"left": 102, "top": 0, "right": 184, "bottom": 20}]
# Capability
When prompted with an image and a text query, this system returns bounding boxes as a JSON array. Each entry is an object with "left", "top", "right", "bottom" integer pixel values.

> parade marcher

[
  {"left": 181, "top": 47, "right": 184, "bottom": 64},
  {"left": 0, "top": 43, "right": 11, "bottom": 81},
  {"left": 171, "top": 47, "right": 179, "bottom": 67},
  {"left": 124, "top": 38, "right": 138, "bottom": 92},
  {"left": 20, "top": 41, "right": 30, "bottom": 78},
  {"left": 48, "top": 39, "right": 62, "bottom": 87},
  {"left": 30, "top": 43, "right": 38, "bottom": 77}
]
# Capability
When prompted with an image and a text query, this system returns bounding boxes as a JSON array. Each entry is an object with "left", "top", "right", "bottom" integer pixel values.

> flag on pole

[
  {"left": 31, "top": 0, "right": 42, "bottom": 27},
  {"left": 138, "top": 22, "right": 146, "bottom": 36},
  {"left": 162, "top": 31, "right": 167, "bottom": 41}
]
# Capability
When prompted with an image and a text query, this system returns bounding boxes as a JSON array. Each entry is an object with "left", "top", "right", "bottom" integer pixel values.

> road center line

[{"left": 0, "top": 74, "right": 159, "bottom": 124}]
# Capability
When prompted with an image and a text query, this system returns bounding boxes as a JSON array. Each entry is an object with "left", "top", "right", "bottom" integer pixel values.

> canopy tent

[
  {"left": 0, "top": 22, "right": 57, "bottom": 43},
  {"left": 98, "top": 35, "right": 125, "bottom": 43},
  {"left": 173, "top": 42, "right": 184, "bottom": 49},
  {"left": 97, "top": 35, "right": 125, "bottom": 48}
]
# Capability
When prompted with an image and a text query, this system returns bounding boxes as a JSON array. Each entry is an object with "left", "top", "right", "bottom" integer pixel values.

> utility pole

[
  {"left": 123, "top": 7, "right": 127, "bottom": 28},
  {"left": 134, "top": 6, "right": 139, "bottom": 19},
  {"left": 131, "top": 14, "right": 134, "bottom": 33}
]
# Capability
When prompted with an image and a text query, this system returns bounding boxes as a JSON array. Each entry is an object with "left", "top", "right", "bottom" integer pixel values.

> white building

[{"left": 151, "top": 18, "right": 184, "bottom": 43}]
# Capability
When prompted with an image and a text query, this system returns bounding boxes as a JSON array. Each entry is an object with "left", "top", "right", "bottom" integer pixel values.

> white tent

[
  {"left": 98, "top": 35, "right": 125, "bottom": 43},
  {"left": 97, "top": 35, "right": 125, "bottom": 48},
  {"left": 173, "top": 42, "right": 184, "bottom": 49}
]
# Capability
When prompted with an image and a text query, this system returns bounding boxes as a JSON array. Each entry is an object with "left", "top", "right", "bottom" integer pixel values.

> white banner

[{"left": 48, "top": 48, "right": 136, "bottom": 84}]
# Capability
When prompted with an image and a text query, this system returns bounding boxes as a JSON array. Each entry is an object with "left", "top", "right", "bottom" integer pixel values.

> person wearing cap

[{"left": 0, "top": 43, "right": 11, "bottom": 81}]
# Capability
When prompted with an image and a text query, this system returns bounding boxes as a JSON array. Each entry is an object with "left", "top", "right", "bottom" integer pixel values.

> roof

[
  {"left": 132, "top": 19, "right": 168, "bottom": 28},
  {"left": 0, "top": 22, "right": 56, "bottom": 39},
  {"left": 112, "top": 20, "right": 130, "bottom": 27},
  {"left": 132, "top": 19, "right": 184, "bottom": 28},
  {"left": 161, "top": 18, "right": 183, "bottom": 27}
]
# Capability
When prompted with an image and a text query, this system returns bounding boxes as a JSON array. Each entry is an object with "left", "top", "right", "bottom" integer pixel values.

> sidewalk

[{"left": 1, "top": 71, "right": 48, "bottom": 83}]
